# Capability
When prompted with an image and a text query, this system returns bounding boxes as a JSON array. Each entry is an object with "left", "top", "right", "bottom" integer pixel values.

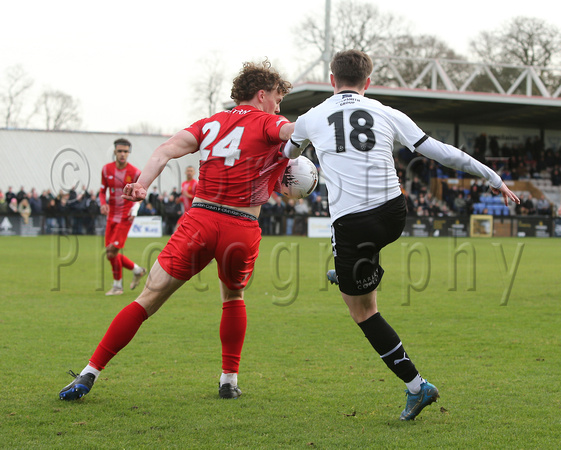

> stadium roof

[{"left": 280, "top": 82, "right": 561, "bottom": 131}]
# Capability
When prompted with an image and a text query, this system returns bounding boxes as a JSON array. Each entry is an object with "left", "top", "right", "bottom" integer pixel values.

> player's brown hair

[
  {"left": 330, "top": 50, "right": 373, "bottom": 88},
  {"left": 230, "top": 59, "right": 292, "bottom": 105}
]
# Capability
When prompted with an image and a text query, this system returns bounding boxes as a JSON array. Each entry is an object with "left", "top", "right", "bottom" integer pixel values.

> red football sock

[
  {"left": 220, "top": 300, "right": 247, "bottom": 374},
  {"left": 109, "top": 254, "right": 123, "bottom": 281},
  {"left": 120, "top": 253, "right": 135, "bottom": 271},
  {"left": 89, "top": 301, "right": 148, "bottom": 370}
]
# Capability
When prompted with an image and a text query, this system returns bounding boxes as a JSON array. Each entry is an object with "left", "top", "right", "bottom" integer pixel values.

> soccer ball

[{"left": 279, "top": 156, "right": 319, "bottom": 199}]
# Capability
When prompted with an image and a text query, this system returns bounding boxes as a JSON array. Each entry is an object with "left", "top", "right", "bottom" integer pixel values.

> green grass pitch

[{"left": 1, "top": 235, "right": 560, "bottom": 448}]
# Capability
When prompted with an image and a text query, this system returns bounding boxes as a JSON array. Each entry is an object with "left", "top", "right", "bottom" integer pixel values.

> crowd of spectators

[
  {"left": 395, "top": 133, "right": 561, "bottom": 218},
  {"left": 2, "top": 135, "right": 560, "bottom": 235}
]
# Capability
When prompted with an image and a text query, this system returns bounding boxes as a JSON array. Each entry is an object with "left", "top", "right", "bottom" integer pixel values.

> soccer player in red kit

[
  {"left": 59, "top": 60, "right": 294, "bottom": 401},
  {"left": 100, "top": 138, "right": 146, "bottom": 296},
  {"left": 180, "top": 165, "right": 198, "bottom": 212}
]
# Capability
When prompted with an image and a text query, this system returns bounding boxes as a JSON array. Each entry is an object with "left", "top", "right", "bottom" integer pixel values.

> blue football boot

[{"left": 400, "top": 381, "right": 439, "bottom": 421}]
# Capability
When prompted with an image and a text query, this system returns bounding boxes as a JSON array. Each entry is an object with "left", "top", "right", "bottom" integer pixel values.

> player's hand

[
  {"left": 100, "top": 204, "right": 109, "bottom": 215},
  {"left": 491, "top": 182, "right": 520, "bottom": 206},
  {"left": 122, "top": 182, "right": 147, "bottom": 202}
]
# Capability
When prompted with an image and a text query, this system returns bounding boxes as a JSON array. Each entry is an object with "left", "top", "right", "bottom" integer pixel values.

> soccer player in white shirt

[{"left": 284, "top": 49, "right": 520, "bottom": 421}]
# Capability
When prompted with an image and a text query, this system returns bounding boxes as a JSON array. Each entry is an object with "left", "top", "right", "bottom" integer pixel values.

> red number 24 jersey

[{"left": 185, "top": 105, "right": 290, "bottom": 207}]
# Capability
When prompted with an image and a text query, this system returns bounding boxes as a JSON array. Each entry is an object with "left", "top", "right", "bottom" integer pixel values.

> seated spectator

[
  {"left": 139, "top": 201, "right": 158, "bottom": 216},
  {"left": 518, "top": 194, "right": 536, "bottom": 215},
  {"left": 536, "top": 194, "right": 552, "bottom": 215},
  {"left": 453, "top": 192, "right": 468, "bottom": 215},
  {"left": 501, "top": 168, "right": 513, "bottom": 180},
  {"left": 16, "top": 186, "right": 28, "bottom": 204},
  {"left": 551, "top": 167, "right": 561, "bottom": 186}
]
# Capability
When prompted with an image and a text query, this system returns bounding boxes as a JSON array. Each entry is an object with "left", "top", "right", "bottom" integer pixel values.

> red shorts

[
  {"left": 105, "top": 219, "right": 133, "bottom": 248},
  {"left": 158, "top": 205, "right": 261, "bottom": 291}
]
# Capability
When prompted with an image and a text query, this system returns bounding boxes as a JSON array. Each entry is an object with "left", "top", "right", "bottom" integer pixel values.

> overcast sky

[{"left": 1, "top": 0, "right": 560, "bottom": 134}]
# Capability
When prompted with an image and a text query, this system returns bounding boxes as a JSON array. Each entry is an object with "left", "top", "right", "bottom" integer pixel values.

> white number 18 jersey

[{"left": 290, "top": 92, "right": 427, "bottom": 222}]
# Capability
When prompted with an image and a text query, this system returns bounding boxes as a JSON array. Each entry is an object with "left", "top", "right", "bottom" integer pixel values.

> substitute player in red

[
  {"left": 100, "top": 138, "right": 146, "bottom": 296},
  {"left": 180, "top": 165, "right": 198, "bottom": 213},
  {"left": 59, "top": 60, "right": 294, "bottom": 401}
]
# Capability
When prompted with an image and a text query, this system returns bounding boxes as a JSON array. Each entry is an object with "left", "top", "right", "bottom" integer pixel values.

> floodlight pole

[
  {"left": 294, "top": 0, "right": 332, "bottom": 84},
  {"left": 322, "top": 0, "right": 331, "bottom": 82}
]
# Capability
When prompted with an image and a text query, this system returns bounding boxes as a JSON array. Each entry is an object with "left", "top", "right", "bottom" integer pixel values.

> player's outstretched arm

[
  {"left": 491, "top": 183, "right": 520, "bottom": 206},
  {"left": 416, "top": 137, "right": 520, "bottom": 205},
  {"left": 122, "top": 130, "right": 199, "bottom": 201}
]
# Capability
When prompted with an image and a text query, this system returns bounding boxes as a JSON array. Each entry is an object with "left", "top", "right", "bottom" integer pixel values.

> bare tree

[
  {"left": 191, "top": 52, "right": 227, "bottom": 117},
  {"left": 469, "top": 17, "right": 561, "bottom": 94},
  {"left": 0, "top": 65, "right": 34, "bottom": 128},
  {"left": 34, "top": 90, "right": 82, "bottom": 130},
  {"left": 470, "top": 17, "right": 561, "bottom": 67},
  {"left": 373, "top": 34, "right": 466, "bottom": 88},
  {"left": 293, "top": 0, "right": 407, "bottom": 82},
  {"left": 292, "top": 0, "right": 469, "bottom": 85}
]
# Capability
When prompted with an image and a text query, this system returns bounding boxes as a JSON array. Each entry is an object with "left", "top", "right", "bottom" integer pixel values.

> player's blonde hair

[
  {"left": 230, "top": 59, "right": 292, "bottom": 105},
  {"left": 330, "top": 50, "right": 373, "bottom": 88}
]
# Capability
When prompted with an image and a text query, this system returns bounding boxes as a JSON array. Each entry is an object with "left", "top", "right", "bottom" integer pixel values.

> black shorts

[{"left": 331, "top": 195, "right": 406, "bottom": 296}]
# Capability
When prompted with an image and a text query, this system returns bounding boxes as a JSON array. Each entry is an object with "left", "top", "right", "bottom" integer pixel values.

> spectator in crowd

[
  {"left": 148, "top": 186, "right": 160, "bottom": 207},
  {"left": 311, "top": 194, "right": 329, "bottom": 217},
  {"left": 501, "top": 168, "right": 513, "bottom": 180},
  {"left": 162, "top": 193, "right": 183, "bottom": 234},
  {"left": 138, "top": 200, "right": 158, "bottom": 216},
  {"left": 258, "top": 199, "right": 273, "bottom": 235},
  {"left": 44, "top": 198, "right": 59, "bottom": 234},
  {"left": 410, "top": 176, "right": 423, "bottom": 197},
  {"left": 5, "top": 187, "right": 16, "bottom": 205},
  {"left": 0, "top": 191, "right": 8, "bottom": 214},
  {"left": 28, "top": 188, "right": 42, "bottom": 214},
  {"left": 86, "top": 190, "right": 100, "bottom": 235},
  {"left": 160, "top": 191, "right": 170, "bottom": 211},
  {"left": 270, "top": 194, "right": 286, "bottom": 235},
  {"left": 293, "top": 198, "right": 310, "bottom": 236},
  {"left": 551, "top": 167, "right": 561, "bottom": 186},
  {"left": 16, "top": 186, "right": 28, "bottom": 204},
  {"left": 18, "top": 198, "right": 32, "bottom": 224},
  {"left": 536, "top": 194, "right": 552, "bottom": 215},
  {"left": 453, "top": 191, "right": 468, "bottom": 215},
  {"left": 516, "top": 194, "right": 536, "bottom": 215},
  {"left": 40, "top": 190, "right": 54, "bottom": 211},
  {"left": 285, "top": 198, "right": 296, "bottom": 235},
  {"left": 9, "top": 198, "right": 18, "bottom": 214}
]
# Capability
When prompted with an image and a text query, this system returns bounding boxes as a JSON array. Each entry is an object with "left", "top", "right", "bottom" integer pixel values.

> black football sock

[{"left": 358, "top": 312, "right": 418, "bottom": 383}]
